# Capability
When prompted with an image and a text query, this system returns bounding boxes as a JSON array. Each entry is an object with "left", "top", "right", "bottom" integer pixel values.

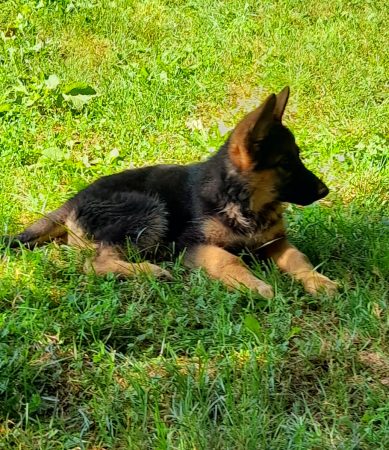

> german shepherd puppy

[{"left": 10, "top": 87, "right": 337, "bottom": 298}]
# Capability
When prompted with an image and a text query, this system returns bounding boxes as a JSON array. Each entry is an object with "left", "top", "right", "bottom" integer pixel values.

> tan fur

[
  {"left": 202, "top": 218, "right": 236, "bottom": 247},
  {"left": 219, "top": 202, "right": 251, "bottom": 229},
  {"left": 85, "top": 245, "right": 172, "bottom": 279},
  {"left": 62, "top": 214, "right": 172, "bottom": 279},
  {"left": 228, "top": 142, "right": 253, "bottom": 171},
  {"left": 185, "top": 244, "right": 273, "bottom": 298},
  {"left": 25, "top": 221, "right": 65, "bottom": 245},
  {"left": 227, "top": 96, "right": 275, "bottom": 172},
  {"left": 65, "top": 212, "right": 90, "bottom": 248},
  {"left": 15, "top": 202, "right": 72, "bottom": 246},
  {"left": 202, "top": 207, "right": 286, "bottom": 250},
  {"left": 264, "top": 238, "right": 338, "bottom": 295},
  {"left": 228, "top": 111, "right": 255, "bottom": 171}
]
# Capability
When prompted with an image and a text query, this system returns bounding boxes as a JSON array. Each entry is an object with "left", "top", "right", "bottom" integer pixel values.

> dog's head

[{"left": 227, "top": 87, "right": 329, "bottom": 206}]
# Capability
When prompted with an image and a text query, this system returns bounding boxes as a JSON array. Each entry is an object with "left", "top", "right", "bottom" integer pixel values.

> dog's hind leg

[
  {"left": 85, "top": 245, "right": 172, "bottom": 280},
  {"left": 10, "top": 201, "right": 73, "bottom": 248}
]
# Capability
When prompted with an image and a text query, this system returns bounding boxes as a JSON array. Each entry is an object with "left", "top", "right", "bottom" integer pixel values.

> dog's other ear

[
  {"left": 251, "top": 93, "right": 277, "bottom": 141},
  {"left": 228, "top": 94, "right": 276, "bottom": 170},
  {"left": 274, "top": 86, "right": 290, "bottom": 121}
]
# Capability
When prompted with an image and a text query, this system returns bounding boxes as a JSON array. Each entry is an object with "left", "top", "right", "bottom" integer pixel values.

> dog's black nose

[{"left": 317, "top": 182, "right": 329, "bottom": 199}]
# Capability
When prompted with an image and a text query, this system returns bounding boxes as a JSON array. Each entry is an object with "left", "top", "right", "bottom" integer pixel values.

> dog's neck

[{"left": 212, "top": 160, "right": 280, "bottom": 234}]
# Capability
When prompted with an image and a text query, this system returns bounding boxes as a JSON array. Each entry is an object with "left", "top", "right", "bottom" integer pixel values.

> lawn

[{"left": 0, "top": 0, "right": 388, "bottom": 448}]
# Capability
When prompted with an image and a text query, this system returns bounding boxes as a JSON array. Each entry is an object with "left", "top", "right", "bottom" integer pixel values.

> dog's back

[{"left": 11, "top": 164, "right": 198, "bottom": 250}]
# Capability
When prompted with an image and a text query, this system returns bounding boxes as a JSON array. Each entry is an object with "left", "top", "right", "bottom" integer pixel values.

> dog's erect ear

[
  {"left": 274, "top": 86, "right": 290, "bottom": 121},
  {"left": 228, "top": 94, "right": 276, "bottom": 170}
]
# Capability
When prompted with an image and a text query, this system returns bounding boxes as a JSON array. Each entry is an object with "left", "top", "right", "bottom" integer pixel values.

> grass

[{"left": 0, "top": 0, "right": 388, "bottom": 448}]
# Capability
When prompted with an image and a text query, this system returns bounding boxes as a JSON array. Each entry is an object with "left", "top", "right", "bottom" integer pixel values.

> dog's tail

[{"left": 6, "top": 201, "right": 73, "bottom": 248}]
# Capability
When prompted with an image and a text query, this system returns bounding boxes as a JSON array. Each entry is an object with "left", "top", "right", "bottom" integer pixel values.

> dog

[{"left": 9, "top": 87, "right": 337, "bottom": 298}]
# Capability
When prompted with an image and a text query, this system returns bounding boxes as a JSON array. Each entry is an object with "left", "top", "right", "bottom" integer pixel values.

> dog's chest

[{"left": 203, "top": 203, "right": 286, "bottom": 250}]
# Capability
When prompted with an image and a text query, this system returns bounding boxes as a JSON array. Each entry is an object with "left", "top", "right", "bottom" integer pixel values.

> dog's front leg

[
  {"left": 264, "top": 238, "right": 337, "bottom": 296},
  {"left": 185, "top": 244, "right": 274, "bottom": 299}
]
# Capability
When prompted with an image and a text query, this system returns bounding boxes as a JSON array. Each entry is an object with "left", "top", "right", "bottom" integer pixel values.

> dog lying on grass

[{"left": 9, "top": 87, "right": 337, "bottom": 298}]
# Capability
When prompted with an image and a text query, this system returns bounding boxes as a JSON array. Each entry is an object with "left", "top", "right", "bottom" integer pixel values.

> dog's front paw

[
  {"left": 303, "top": 272, "right": 338, "bottom": 296},
  {"left": 251, "top": 279, "right": 274, "bottom": 299},
  {"left": 228, "top": 276, "right": 274, "bottom": 299},
  {"left": 148, "top": 264, "right": 173, "bottom": 280}
]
